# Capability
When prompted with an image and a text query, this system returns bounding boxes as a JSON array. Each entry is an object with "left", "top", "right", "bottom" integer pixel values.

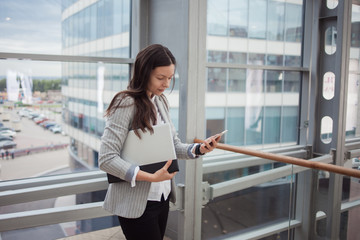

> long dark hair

[{"left": 105, "top": 44, "right": 176, "bottom": 137}]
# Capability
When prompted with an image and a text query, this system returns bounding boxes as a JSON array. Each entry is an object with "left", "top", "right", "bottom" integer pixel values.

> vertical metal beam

[
  {"left": 144, "top": 0, "right": 207, "bottom": 239},
  {"left": 131, "top": 0, "right": 149, "bottom": 58},
  {"left": 297, "top": 0, "right": 352, "bottom": 239},
  {"left": 325, "top": 0, "right": 351, "bottom": 239},
  {"left": 295, "top": 0, "right": 321, "bottom": 238},
  {"left": 177, "top": 0, "right": 207, "bottom": 239}
]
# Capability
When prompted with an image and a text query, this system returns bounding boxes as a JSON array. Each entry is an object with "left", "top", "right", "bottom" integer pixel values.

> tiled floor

[{"left": 58, "top": 227, "right": 171, "bottom": 240}]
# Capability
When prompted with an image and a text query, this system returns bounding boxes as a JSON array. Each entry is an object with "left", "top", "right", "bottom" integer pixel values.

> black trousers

[{"left": 118, "top": 195, "right": 170, "bottom": 240}]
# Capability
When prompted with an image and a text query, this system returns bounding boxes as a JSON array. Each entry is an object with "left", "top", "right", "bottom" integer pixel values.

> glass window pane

[
  {"left": 346, "top": 4, "right": 360, "bottom": 139},
  {"left": 249, "top": 0, "right": 267, "bottom": 39},
  {"left": 228, "top": 69, "right": 246, "bottom": 92},
  {"left": 266, "top": 70, "right": 283, "bottom": 93},
  {"left": 207, "top": 0, "right": 228, "bottom": 36},
  {"left": 0, "top": 0, "right": 130, "bottom": 58},
  {"left": 267, "top": 0, "right": 285, "bottom": 41},
  {"left": 207, "top": 68, "right": 227, "bottom": 92},
  {"left": 285, "top": 3, "right": 303, "bottom": 42},
  {"left": 229, "top": 0, "right": 248, "bottom": 37}
]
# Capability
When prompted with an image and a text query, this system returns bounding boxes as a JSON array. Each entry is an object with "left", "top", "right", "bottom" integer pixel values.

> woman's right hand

[
  {"left": 136, "top": 160, "right": 176, "bottom": 182},
  {"left": 152, "top": 160, "right": 177, "bottom": 182}
]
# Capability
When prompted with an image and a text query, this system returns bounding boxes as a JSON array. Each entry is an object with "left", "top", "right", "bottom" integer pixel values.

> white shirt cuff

[{"left": 131, "top": 166, "right": 140, "bottom": 187}]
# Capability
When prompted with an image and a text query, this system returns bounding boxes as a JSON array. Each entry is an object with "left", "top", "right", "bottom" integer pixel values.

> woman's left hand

[{"left": 199, "top": 136, "right": 218, "bottom": 154}]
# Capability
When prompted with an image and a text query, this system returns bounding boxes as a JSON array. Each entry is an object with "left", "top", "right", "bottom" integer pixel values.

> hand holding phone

[
  {"left": 214, "top": 130, "right": 228, "bottom": 142},
  {"left": 209, "top": 130, "right": 228, "bottom": 146}
]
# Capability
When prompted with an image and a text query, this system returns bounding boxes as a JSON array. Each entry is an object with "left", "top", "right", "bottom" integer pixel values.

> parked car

[
  {"left": 352, "top": 158, "right": 360, "bottom": 168},
  {"left": 50, "top": 125, "right": 62, "bottom": 134},
  {"left": 41, "top": 121, "right": 57, "bottom": 129},
  {"left": 0, "top": 140, "right": 16, "bottom": 149},
  {"left": 0, "top": 135, "right": 13, "bottom": 142},
  {"left": 35, "top": 117, "right": 49, "bottom": 124},
  {"left": 28, "top": 112, "right": 40, "bottom": 119},
  {"left": 45, "top": 122, "right": 57, "bottom": 129},
  {"left": 18, "top": 108, "right": 32, "bottom": 117},
  {"left": 0, "top": 130, "right": 16, "bottom": 138},
  {"left": 0, "top": 127, "right": 15, "bottom": 132}
]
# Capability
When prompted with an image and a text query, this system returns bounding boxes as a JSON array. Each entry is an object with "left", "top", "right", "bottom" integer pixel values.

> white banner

[
  {"left": 6, "top": 70, "right": 20, "bottom": 101},
  {"left": 19, "top": 73, "right": 33, "bottom": 104}
]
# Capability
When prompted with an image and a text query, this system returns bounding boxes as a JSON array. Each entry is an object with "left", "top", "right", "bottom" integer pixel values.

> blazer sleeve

[{"left": 98, "top": 96, "right": 138, "bottom": 182}]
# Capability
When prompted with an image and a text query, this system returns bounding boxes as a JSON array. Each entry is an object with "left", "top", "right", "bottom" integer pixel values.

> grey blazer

[{"left": 99, "top": 94, "right": 197, "bottom": 218}]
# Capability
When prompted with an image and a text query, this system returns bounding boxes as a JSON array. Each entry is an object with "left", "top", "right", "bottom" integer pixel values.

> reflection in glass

[
  {"left": 228, "top": 69, "right": 246, "bottom": 92},
  {"left": 266, "top": 70, "right": 283, "bottom": 92},
  {"left": 285, "top": 2, "right": 303, "bottom": 42},
  {"left": 267, "top": 0, "right": 285, "bottom": 41},
  {"left": 325, "top": 26, "right": 337, "bottom": 55},
  {"left": 201, "top": 176, "right": 295, "bottom": 239},
  {"left": 267, "top": 55, "right": 283, "bottom": 66},
  {"left": 321, "top": 116, "right": 333, "bottom": 144},
  {"left": 207, "top": 68, "right": 227, "bottom": 92},
  {"left": 207, "top": 0, "right": 228, "bottom": 36},
  {"left": 284, "top": 71, "right": 301, "bottom": 92},
  {"left": 249, "top": 53, "right": 265, "bottom": 65},
  {"left": 249, "top": 0, "right": 267, "bottom": 39},
  {"left": 346, "top": 4, "right": 360, "bottom": 139},
  {"left": 264, "top": 107, "right": 281, "bottom": 144},
  {"left": 229, "top": 52, "right": 247, "bottom": 64},
  {"left": 206, "top": 107, "right": 225, "bottom": 138},
  {"left": 229, "top": 0, "right": 248, "bottom": 37}
]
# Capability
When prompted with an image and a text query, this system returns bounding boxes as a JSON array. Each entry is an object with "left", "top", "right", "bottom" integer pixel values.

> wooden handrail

[{"left": 194, "top": 139, "right": 360, "bottom": 179}]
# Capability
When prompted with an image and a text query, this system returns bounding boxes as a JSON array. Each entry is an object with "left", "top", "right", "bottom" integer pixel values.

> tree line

[{"left": 0, "top": 78, "right": 61, "bottom": 92}]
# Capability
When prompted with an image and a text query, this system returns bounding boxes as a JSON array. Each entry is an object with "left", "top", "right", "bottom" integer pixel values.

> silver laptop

[{"left": 121, "top": 123, "right": 177, "bottom": 165}]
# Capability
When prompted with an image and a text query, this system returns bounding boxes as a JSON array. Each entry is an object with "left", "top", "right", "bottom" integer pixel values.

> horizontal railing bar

[
  {"left": 194, "top": 139, "right": 360, "bottom": 178},
  {"left": 345, "top": 138, "right": 360, "bottom": 147},
  {"left": 0, "top": 178, "right": 108, "bottom": 207},
  {"left": 204, "top": 145, "right": 308, "bottom": 164},
  {"left": 224, "top": 219, "right": 301, "bottom": 240},
  {"left": 0, "top": 202, "right": 111, "bottom": 232},
  {"left": 0, "top": 171, "right": 107, "bottom": 191},
  {"left": 203, "top": 150, "right": 308, "bottom": 174},
  {"left": 0, "top": 52, "right": 134, "bottom": 64},
  {"left": 210, "top": 155, "right": 332, "bottom": 199},
  {"left": 341, "top": 199, "right": 360, "bottom": 212},
  {"left": 347, "top": 149, "right": 360, "bottom": 159}
]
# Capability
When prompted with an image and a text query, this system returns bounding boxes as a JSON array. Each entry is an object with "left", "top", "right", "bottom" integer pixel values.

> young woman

[{"left": 99, "top": 44, "right": 219, "bottom": 240}]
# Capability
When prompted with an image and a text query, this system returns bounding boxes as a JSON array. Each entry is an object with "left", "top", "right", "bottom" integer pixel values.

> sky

[
  {"left": 0, "top": 0, "right": 62, "bottom": 78},
  {"left": 0, "top": 0, "right": 62, "bottom": 54}
]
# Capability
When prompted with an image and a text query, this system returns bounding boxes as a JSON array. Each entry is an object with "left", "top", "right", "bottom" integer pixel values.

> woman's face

[{"left": 147, "top": 64, "right": 175, "bottom": 98}]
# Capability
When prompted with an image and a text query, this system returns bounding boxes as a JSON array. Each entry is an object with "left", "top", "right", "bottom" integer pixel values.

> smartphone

[
  {"left": 208, "top": 130, "right": 228, "bottom": 147},
  {"left": 215, "top": 130, "right": 228, "bottom": 141}
]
